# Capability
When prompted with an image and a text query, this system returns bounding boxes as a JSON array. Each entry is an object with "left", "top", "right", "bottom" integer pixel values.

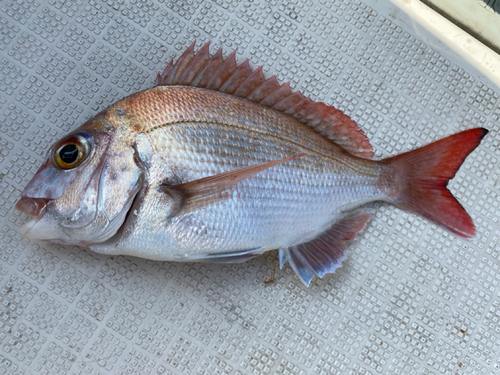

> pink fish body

[{"left": 16, "top": 43, "right": 488, "bottom": 285}]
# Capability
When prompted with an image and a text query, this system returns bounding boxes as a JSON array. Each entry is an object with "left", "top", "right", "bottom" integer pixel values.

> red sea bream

[{"left": 16, "top": 42, "right": 488, "bottom": 286}]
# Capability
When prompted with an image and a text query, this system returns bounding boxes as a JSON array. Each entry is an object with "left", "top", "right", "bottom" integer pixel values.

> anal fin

[{"left": 280, "top": 211, "right": 371, "bottom": 286}]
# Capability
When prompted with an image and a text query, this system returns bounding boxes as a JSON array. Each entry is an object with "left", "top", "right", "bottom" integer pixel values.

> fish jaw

[
  {"left": 16, "top": 197, "right": 50, "bottom": 217},
  {"left": 17, "top": 182, "right": 142, "bottom": 246},
  {"left": 16, "top": 197, "right": 60, "bottom": 241},
  {"left": 16, "top": 197, "right": 81, "bottom": 244},
  {"left": 19, "top": 210, "right": 64, "bottom": 242}
]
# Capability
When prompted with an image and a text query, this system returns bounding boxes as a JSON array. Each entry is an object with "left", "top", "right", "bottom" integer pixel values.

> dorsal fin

[{"left": 155, "top": 42, "right": 373, "bottom": 158}]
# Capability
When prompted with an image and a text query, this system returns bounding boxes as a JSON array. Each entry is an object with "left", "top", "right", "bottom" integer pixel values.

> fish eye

[{"left": 52, "top": 134, "right": 91, "bottom": 170}]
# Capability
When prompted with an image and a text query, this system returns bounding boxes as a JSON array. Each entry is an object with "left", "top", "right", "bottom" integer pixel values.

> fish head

[{"left": 16, "top": 113, "right": 144, "bottom": 246}]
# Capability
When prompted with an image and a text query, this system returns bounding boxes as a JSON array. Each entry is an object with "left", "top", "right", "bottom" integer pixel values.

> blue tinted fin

[
  {"left": 279, "top": 211, "right": 371, "bottom": 286},
  {"left": 279, "top": 247, "right": 290, "bottom": 269}
]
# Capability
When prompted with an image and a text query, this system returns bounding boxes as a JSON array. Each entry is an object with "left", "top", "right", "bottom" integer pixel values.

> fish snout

[{"left": 16, "top": 197, "right": 50, "bottom": 217}]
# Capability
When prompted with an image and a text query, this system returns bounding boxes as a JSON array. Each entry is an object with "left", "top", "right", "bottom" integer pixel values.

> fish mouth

[
  {"left": 16, "top": 197, "right": 51, "bottom": 217},
  {"left": 16, "top": 197, "right": 51, "bottom": 239}
]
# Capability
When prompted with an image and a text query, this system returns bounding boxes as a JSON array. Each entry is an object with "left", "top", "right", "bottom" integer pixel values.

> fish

[{"left": 16, "top": 42, "right": 488, "bottom": 286}]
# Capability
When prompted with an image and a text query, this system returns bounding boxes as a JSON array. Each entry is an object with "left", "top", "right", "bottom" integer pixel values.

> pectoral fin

[{"left": 160, "top": 154, "right": 304, "bottom": 217}]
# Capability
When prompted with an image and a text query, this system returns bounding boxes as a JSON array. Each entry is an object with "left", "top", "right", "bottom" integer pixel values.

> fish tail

[{"left": 380, "top": 128, "right": 488, "bottom": 238}]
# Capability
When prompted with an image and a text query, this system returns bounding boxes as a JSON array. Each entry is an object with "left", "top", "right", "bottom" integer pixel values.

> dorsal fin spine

[
  {"left": 179, "top": 42, "right": 210, "bottom": 85},
  {"left": 260, "top": 82, "right": 292, "bottom": 107},
  {"left": 234, "top": 66, "right": 265, "bottom": 98},
  {"left": 155, "top": 72, "right": 162, "bottom": 86},
  {"left": 247, "top": 76, "right": 280, "bottom": 102},
  {"left": 207, "top": 50, "right": 237, "bottom": 90},
  {"left": 192, "top": 48, "right": 224, "bottom": 87},
  {"left": 274, "top": 91, "right": 306, "bottom": 113},
  {"left": 219, "top": 59, "right": 252, "bottom": 94},
  {"left": 285, "top": 98, "right": 308, "bottom": 115},
  {"left": 157, "top": 59, "right": 174, "bottom": 85},
  {"left": 169, "top": 42, "right": 196, "bottom": 85}
]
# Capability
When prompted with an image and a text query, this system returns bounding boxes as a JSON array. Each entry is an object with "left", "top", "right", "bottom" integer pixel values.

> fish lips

[
  {"left": 16, "top": 197, "right": 53, "bottom": 239},
  {"left": 16, "top": 197, "right": 50, "bottom": 217}
]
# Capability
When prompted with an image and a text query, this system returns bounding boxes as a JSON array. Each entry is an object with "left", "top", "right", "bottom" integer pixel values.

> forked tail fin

[{"left": 381, "top": 128, "right": 488, "bottom": 238}]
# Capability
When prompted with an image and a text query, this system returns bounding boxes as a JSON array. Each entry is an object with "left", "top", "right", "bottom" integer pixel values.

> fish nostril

[{"left": 15, "top": 197, "right": 49, "bottom": 217}]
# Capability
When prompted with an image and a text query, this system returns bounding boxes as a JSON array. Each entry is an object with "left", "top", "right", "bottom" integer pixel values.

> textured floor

[{"left": 0, "top": 1, "right": 499, "bottom": 374}]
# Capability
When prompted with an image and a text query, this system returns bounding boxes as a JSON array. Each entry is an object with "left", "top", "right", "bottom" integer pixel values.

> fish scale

[{"left": 96, "top": 87, "right": 384, "bottom": 259}]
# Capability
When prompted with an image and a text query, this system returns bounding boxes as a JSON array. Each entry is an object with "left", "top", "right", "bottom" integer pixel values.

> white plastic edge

[{"left": 390, "top": 0, "right": 500, "bottom": 89}]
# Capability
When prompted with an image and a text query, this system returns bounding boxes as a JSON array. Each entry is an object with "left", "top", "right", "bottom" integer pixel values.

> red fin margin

[{"left": 155, "top": 42, "right": 374, "bottom": 158}]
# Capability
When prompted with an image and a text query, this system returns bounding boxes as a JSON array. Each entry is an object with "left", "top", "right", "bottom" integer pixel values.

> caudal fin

[{"left": 381, "top": 128, "right": 488, "bottom": 238}]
